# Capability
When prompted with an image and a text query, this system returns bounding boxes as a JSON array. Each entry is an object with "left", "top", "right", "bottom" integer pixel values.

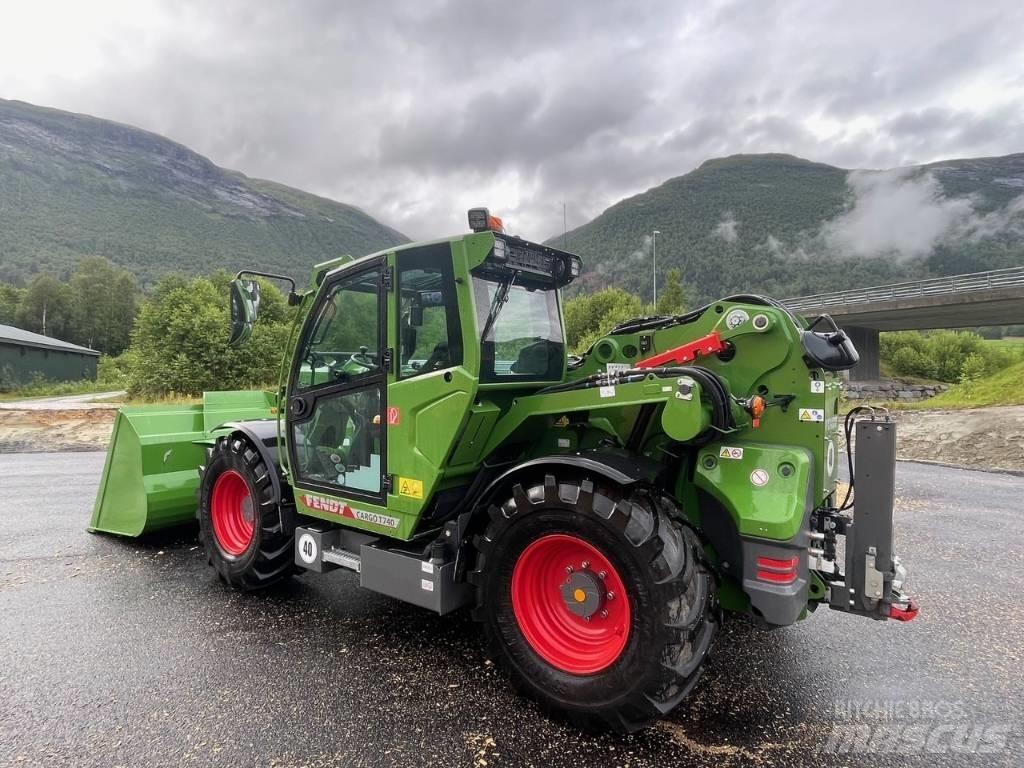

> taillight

[
  {"left": 756, "top": 555, "right": 799, "bottom": 584},
  {"left": 886, "top": 599, "right": 919, "bottom": 622}
]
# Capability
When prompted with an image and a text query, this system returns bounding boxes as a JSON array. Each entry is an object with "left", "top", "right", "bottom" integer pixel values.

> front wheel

[
  {"left": 472, "top": 475, "right": 718, "bottom": 733},
  {"left": 198, "top": 434, "right": 296, "bottom": 590}
]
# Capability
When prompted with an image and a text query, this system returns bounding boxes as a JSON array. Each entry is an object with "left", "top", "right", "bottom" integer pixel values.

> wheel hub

[
  {"left": 511, "top": 533, "right": 631, "bottom": 674},
  {"left": 560, "top": 569, "right": 605, "bottom": 619}
]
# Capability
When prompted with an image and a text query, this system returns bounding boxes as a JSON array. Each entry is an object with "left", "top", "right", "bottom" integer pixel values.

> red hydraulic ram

[{"left": 635, "top": 330, "right": 727, "bottom": 369}]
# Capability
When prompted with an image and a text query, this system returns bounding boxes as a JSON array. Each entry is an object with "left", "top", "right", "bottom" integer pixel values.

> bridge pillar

[{"left": 845, "top": 326, "right": 880, "bottom": 381}]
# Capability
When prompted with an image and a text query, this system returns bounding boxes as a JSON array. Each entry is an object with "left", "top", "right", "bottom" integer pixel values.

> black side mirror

[
  {"left": 229, "top": 279, "right": 261, "bottom": 346},
  {"left": 801, "top": 315, "right": 859, "bottom": 371}
]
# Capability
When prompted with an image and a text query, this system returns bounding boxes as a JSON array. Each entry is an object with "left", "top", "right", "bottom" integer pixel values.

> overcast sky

[{"left": 2, "top": 0, "right": 1023, "bottom": 240}]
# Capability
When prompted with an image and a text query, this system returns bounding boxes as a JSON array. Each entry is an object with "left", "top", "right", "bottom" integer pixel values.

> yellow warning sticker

[
  {"left": 398, "top": 476, "right": 424, "bottom": 499},
  {"left": 798, "top": 408, "right": 825, "bottom": 422},
  {"left": 719, "top": 446, "right": 744, "bottom": 460}
]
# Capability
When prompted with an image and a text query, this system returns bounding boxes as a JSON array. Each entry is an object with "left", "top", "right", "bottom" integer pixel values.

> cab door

[
  {"left": 287, "top": 261, "right": 388, "bottom": 504},
  {"left": 386, "top": 243, "right": 477, "bottom": 520}
]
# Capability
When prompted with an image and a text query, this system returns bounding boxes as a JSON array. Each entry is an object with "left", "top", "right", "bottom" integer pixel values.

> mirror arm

[{"left": 235, "top": 270, "right": 303, "bottom": 305}]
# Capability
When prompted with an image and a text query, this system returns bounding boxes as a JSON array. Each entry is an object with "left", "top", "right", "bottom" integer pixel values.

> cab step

[
  {"left": 293, "top": 524, "right": 474, "bottom": 615},
  {"left": 321, "top": 547, "right": 361, "bottom": 572}
]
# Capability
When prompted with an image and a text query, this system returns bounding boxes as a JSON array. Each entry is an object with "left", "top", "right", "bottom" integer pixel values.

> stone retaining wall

[{"left": 844, "top": 380, "right": 950, "bottom": 402}]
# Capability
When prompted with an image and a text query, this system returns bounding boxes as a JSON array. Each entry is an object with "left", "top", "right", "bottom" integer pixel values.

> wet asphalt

[{"left": 0, "top": 452, "right": 1022, "bottom": 768}]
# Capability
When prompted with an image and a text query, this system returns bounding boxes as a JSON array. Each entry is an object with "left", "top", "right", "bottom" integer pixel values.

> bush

[
  {"left": 97, "top": 353, "right": 134, "bottom": 389},
  {"left": 889, "top": 346, "right": 936, "bottom": 379},
  {"left": 975, "top": 326, "right": 1005, "bottom": 340},
  {"left": 881, "top": 330, "right": 1023, "bottom": 383},
  {"left": 122, "top": 273, "right": 294, "bottom": 398},
  {"left": 563, "top": 288, "right": 645, "bottom": 353},
  {"left": 959, "top": 353, "right": 989, "bottom": 383}
]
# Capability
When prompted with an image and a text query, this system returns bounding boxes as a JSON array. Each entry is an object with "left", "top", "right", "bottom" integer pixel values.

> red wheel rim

[
  {"left": 511, "top": 534, "right": 632, "bottom": 674},
  {"left": 211, "top": 469, "right": 255, "bottom": 556}
]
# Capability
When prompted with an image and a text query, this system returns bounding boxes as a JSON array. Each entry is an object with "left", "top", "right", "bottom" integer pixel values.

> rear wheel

[
  {"left": 472, "top": 474, "right": 718, "bottom": 733},
  {"left": 198, "top": 434, "right": 296, "bottom": 590}
]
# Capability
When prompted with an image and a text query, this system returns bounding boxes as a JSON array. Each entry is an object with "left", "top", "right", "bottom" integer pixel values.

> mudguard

[
  {"left": 474, "top": 449, "right": 664, "bottom": 510},
  {"left": 214, "top": 418, "right": 286, "bottom": 506}
]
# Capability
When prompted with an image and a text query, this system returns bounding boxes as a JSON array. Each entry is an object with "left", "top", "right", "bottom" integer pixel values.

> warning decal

[
  {"left": 810, "top": 380, "right": 825, "bottom": 394},
  {"left": 719, "top": 446, "right": 744, "bottom": 460},
  {"left": 798, "top": 408, "right": 825, "bottom": 422},
  {"left": 387, "top": 406, "right": 401, "bottom": 426},
  {"left": 398, "top": 476, "right": 424, "bottom": 500}
]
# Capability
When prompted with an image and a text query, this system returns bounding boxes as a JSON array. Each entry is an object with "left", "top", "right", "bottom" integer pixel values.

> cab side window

[
  {"left": 297, "top": 270, "right": 381, "bottom": 390},
  {"left": 398, "top": 258, "right": 462, "bottom": 379}
]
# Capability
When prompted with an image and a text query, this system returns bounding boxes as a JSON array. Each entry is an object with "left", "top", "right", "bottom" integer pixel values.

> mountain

[
  {"left": 0, "top": 99, "right": 408, "bottom": 286},
  {"left": 555, "top": 153, "right": 1024, "bottom": 302}
]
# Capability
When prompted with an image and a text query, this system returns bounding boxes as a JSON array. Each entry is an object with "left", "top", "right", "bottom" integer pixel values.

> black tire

[
  {"left": 471, "top": 474, "right": 718, "bottom": 733},
  {"left": 198, "top": 434, "right": 296, "bottom": 590}
]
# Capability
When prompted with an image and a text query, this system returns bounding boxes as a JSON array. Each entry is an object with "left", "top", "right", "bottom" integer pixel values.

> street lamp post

[{"left": 652, "top": 230, "right": 660, "bottom": 307}]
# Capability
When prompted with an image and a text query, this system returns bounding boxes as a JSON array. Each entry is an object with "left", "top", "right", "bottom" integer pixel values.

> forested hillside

[
  {"left": 0, "top": 99, "right": 408, "bottom": 286},
  {"left": 556, "top": 153, "right": 1024, "bottom": 302}
]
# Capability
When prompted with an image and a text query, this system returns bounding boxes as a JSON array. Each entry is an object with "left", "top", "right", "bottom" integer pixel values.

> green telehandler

[{"left": 91, "top": 208, "right": 917, "bottom": 732}]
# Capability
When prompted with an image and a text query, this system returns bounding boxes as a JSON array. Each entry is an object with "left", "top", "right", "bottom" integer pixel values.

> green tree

[
  {"left": 563, "top": 288, "right": 645, "bottom": 352},
  {"left": 0, "top": 284, "right": 24, "bottom": 325},
  {"left": 69, "top": 256, "right": 139, "bottom": 355},
  {"left": 15, "top": 273, "right": 74, "bottom": 338},
  {"left": 124, "top": 273, "right": 292, "bottom": 397},
  {"left": 655, "top": 268, "right": 691, "bottom": 316}
]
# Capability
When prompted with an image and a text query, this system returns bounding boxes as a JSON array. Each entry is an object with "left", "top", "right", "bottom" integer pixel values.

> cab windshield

[{"left": 472, "top": 276, "right": 564, "bottom": 382}]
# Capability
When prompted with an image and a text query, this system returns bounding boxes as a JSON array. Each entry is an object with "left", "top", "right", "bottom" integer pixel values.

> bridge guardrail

[{"left": 783, "top": 266, "right": 1024, "bottom": 312}]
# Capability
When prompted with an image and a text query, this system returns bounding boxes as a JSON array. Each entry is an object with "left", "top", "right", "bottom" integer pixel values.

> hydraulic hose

[
  {"left": 537, "top": 365, "right": 735, "bottom": 441},
  {"left": 606, "top": 293, "right": 800, "bottom": 336}
]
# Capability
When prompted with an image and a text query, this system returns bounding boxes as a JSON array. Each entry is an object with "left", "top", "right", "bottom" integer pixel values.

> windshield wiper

[{"left": 480, "top": 272, "right": 517, "bottom": 342}]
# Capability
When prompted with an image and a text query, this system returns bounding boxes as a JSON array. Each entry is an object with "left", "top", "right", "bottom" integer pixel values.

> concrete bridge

[{"left": 783, "top": 266, "right": 1024, "bottom": 380}]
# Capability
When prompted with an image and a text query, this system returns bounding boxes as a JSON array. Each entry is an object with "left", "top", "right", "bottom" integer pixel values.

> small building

[{"left": 0, "top": 324, "right": 100, "bottom": 386}]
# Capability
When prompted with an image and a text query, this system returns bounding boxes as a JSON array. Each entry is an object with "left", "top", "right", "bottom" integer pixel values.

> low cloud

[
  {"left": 821, "top": 170, "right": 975, "bottom": 258},
  {"left": 758, "top": 170, "right": 1024, "bottom": 263},
  {"left": 955, "top": 194, "right": 1024, "bottom": 242},
  {"left": 713, "top": 211, "right": 739, "bottom": 243},
  {"left": 630, "top": 234, "right": 654, "bottom": 262}
]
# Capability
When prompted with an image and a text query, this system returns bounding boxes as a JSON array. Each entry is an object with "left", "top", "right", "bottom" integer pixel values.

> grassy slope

[
  {"left": 910, "top": 360, "right": 1024, "bottom": 409},
  {"left": 0, "top": 99, "right": 409, "bottom": 286},
  {"left": 556, "top": 152, "right": 1024, "bottom": 302}
]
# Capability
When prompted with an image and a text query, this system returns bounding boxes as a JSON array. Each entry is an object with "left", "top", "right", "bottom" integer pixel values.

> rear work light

[
  {"left": 756, "top": 555, "right": 799, "bottom": 585},
  {"left": 468, "top": 207, "right": 505, "bottom": 233}
]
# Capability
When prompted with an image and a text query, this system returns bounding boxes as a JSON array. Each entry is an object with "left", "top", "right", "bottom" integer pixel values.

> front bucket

[{"left": 89, "top": 391, "right": 275, "bottom": 537}]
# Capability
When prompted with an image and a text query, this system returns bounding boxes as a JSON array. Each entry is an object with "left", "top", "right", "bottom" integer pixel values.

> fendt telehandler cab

[{"left": 91, "top": 208, "right": 917, "bottom": 732}]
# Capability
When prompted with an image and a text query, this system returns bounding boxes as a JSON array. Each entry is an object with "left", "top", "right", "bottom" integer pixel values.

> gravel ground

[
  {"left": 888, "top": 405, "right": 1024, "bottom": 473},
  {"left": 0, "top": 452, "right": 1022, "bottom": 767}
]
